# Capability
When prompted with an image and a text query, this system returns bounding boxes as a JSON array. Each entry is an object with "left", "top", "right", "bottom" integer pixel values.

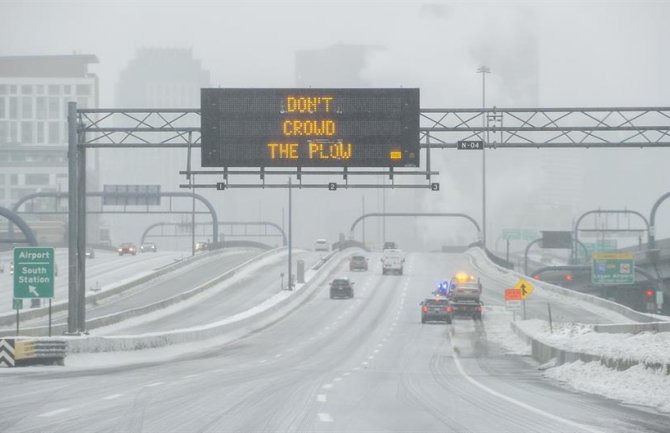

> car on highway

[
  {"left": 420, "top": 296, "right": 451, "bottom": 324},
  {"left": 9, "top": 260, "right": 14, "bottom": 274},
  {"left": 85, "top": 248, "right": 95, "bottom": 259},
  {"left": 447, "top": 299, "right": 483, "bottom": 321},
  {"left": 194, "top": 241, "right": 209, "bottom": 252},
  {"left": 0, "top": 260, "right": 3, "bottom": 273},
  {"left": 117, "top": 242, "right": 137, "bottom": 256},
  {"left": 140, "top": 242, "right": 157, "bottom": 253},
  {"left": 329, "top": 277, "right": 354, "bottom": 299},
  {"left": 381, "top": 248, "right": 404, "bottom": 275},
  {"left": 349, "top": 255, "right": 368, "bottom": 271},
  {"left": 314, "top": 238, "right": 329, "bottom": 252}
]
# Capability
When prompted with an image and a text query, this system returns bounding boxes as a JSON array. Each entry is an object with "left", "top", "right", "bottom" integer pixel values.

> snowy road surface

[{"left": 1, "top": 253, "right": 669, "bottom": 433}]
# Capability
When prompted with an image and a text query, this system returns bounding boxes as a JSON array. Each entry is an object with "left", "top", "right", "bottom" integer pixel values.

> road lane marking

[
  {"left": 317, "top": 394, "right": 327, "bottom": 402},
  {"left": 322, "top": 383, "right": 333, "bottom": 389},
  {"left": 39, "top": 408, "right": 71, "bottom": 417},
  {"left": 318, "top": 413, "right": 334, "bottom": 422},
  {"left": 102, "top": 394, "right": 124, "bottom": 400},
  {"left": 183, "top": 374, "right": 199, "bottom": 379},
  {"left": 343, "top": 372, "right": 351, "bottom": 376},
  {"left": 144, "top": 382, "right": 164, "bottom": 388},
  {"left": 275, "top": 354, "right": 282, "bottom": 358},
  {"left": 450, "top": 341, "right": 604, "bottom": 433}
]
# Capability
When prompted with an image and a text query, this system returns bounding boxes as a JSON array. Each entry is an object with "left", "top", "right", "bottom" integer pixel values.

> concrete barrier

[
  {"left": 64, "top": 249, "right": 350, "bottom": 353},
  {"left": 1, "top": 248, "right": 284, "bottom": 337},
  {"left": 511, "top": 320, "right": 670, "bottom": 375},
  {"left": 0, "top": 249, "right": 237, "bottom": 328},
  {"left": 593, "top": 322, "right": 670, "bottom": 334}
]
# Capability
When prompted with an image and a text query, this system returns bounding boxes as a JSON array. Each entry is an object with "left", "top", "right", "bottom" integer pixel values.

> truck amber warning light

[{"left": 200, "top": 88, "right": 420, "bottom": 168}]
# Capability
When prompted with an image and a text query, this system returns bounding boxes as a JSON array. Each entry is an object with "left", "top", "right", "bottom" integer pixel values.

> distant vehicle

[
  {"left": 9, "top": 260, "right": 14, "bottom": 274},
  {"left": 140, "top": 242, "right": 157, "bottom": 253},
  {"left": 314, "top": 239, "right": 329, "bottom": 252},
  {"left": 446, "top": 272, "right": 483, "bottom": 321},
  {"left": 447, "top": 299, "right": 483, "bottom": 321},
  {"left": 349, "top": 255, "right": 368, "bottom": 271},
  {"left": 329, "top": 277, "right": 354, "bottom": 299},
  {"left": 0, "top": 260, "right": 4, "bottom": 273},
  {"left": 420, "top": 297, "right": 451, "bottom": 324},
  {"left": 447, "top": 272, "right": 482, "bottom": 301},
  {"left": 194, "top": 241, "right": 209, "bottom": 252},
  {"left": 85, "top": 248, "right": 95, "bottom": 259},
  {"left": 381, "top": 248, "right": 404, "bottom": 275},
  {"left": 383, "top": 241, "right": 397, "bottom": 250},
  {"left": 117, "top": 243, "right": 137, "bottom": 256}
]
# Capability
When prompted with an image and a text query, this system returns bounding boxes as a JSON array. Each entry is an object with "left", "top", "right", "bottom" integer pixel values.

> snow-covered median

[{"left": 517, "top": 319, "right": 670, "bottom": 368}]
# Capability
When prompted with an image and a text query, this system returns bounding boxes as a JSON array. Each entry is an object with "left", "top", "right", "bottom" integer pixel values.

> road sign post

[{"left": 591, "top": 252, "right": 635, "bottom": 285}]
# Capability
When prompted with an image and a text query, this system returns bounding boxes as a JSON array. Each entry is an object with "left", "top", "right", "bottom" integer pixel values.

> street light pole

[{"left": 477, "top": 65, "right": 491, "bottom": 248}]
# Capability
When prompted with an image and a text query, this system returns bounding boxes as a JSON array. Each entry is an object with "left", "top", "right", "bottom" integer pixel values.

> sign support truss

[{"left": 420, "top": 107, "right": 670, "bottom": 149}]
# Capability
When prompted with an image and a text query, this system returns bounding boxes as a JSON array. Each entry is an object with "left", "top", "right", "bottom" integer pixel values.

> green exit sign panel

[
  {"left": 13, "top": 247, "right": 55, "bottom": 298},
  {"left": 591, "top": 252, "right": 635, "bottom": 285}
]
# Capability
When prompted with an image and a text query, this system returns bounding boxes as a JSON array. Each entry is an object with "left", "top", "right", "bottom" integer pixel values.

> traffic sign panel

[
  {"left": 505, "top": 300, "right": 522, "bottom": 311},
  {"left": 12, "top": 299, "right": 23, "bottom": 310},
  {"left": 505, "top": 288, "right": 522, "bottom": 301},
  {"left": 13, "top": 247, "right": 55, "bottom": 299},
  {"left": 514, "top": 278, "right": 534, "bottom": 299},
  {"left": 591, "top": 252, "right": 635, "bottom": 285}
]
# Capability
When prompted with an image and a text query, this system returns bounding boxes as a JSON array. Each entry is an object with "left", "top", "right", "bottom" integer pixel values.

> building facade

[{"left": 0, "top": 55, "right": 99, "bottom": 245}]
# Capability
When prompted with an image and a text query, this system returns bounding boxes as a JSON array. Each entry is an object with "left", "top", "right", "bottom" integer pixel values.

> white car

[{"left": 314, "top": 239, "right": 329, "bottom": 252}]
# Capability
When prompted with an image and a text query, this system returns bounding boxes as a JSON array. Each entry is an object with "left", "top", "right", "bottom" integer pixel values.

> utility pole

[{"left": 477, "top": 65, "right": 491, "bottom": 248}]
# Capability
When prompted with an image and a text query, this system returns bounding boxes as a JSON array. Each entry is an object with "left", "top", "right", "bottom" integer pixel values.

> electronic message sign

[{"left": 200, "top": 88, "right": 420, "bottom": 168}]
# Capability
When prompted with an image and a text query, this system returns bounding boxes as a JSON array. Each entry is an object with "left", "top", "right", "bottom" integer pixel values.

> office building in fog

[{"left": 0, "top": 54, "right": 100, "bottom": 244}]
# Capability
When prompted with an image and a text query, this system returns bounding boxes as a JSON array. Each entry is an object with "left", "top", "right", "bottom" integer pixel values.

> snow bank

[
  {"left": 544, "top": 361, "right": 670, "bottom": 413},
  {"left": 516, "top": 319, "right": 670, "bottom": 368}
]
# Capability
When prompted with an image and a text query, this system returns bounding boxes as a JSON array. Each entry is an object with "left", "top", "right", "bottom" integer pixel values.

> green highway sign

[
  {"left": 13, "top": 247, "right": 55, "bottom": 299},
  {"left": 502, "top": 229, "right": 538, "bottom": 241},
  {"left": 592, "top": 252, "right": 635, "bottom": 285},
  {"left": 12, "top": 299, "right": 23, "bottom": 310}
]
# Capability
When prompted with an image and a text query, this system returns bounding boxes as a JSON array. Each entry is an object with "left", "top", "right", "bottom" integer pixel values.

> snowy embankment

[
  {"left": 63, "top": 249, "right": 350, "bottom": 354},
  {"left": 472, "top": 247, "right": 670, "bottom": 413},
  {"left": 514, "top": 319, "right": 670, "bottom": 370},
  {"left": 512, "top": 320, "right": 670, "bottom": 413}
]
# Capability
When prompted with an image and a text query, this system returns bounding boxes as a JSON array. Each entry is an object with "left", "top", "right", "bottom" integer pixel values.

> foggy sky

[{"left": 2, "top": 0, "right": 669, "bottom": 252}]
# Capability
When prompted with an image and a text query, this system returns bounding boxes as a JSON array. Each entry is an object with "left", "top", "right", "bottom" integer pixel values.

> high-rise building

[
  {"left": 295, "top": 44, "right": 381, "bottom": 88},
  {"left": 0, "top": 55, "right": 100, "bottom": 245},
  {"left": 107, "top": 48, "right": 210, "bottom": 188},
  {"left": 100, "top": 49, "right": 210, "bottom": 246}
]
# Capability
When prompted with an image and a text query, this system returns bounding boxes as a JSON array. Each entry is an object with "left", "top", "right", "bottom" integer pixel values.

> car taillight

[
  {"left": 476, "top": 305, "right": 482, "bottom": 312},
  {"left": 422, "top": 306, "right": 428, "bottom": 313},
  {"left": 447, "top": 306, "right": 453, "bottom": 313}
]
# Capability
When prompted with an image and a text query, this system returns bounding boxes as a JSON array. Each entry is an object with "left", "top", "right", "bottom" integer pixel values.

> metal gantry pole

[
  {"left": 76, "top": 126, "right": 87, "bottom": 332},
  {"left": 67, "top": 102, "right": 79, "bottom": 334},
  {"left": 477, "top": 66, "right": 491, "bottom": 247},
  {"left": 288, "top": 177, "right": 292, "bottom": 290}
]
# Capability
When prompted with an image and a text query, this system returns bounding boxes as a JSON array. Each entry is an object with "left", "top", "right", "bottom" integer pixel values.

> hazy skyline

[{"left": 2, "top": 0, "right": 669, "bottom": 251}]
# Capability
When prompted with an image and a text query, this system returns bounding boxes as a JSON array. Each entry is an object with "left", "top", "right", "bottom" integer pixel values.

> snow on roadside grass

[
  {"left": 544, "top": 361, "right": 670, "bottom": 413},
  {"left": 518, "top": 319, "right": 670, "bottom": 366}
]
